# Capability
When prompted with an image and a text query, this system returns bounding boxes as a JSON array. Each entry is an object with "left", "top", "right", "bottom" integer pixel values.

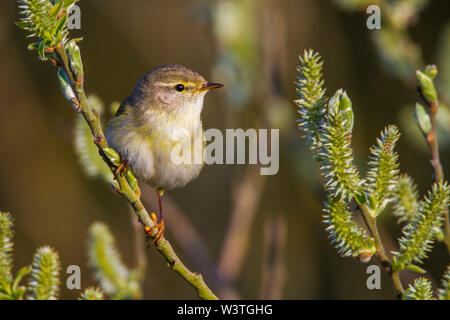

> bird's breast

[
  {"left": 107, "top": 113, "right": 205, "bottom": 190},
  {"left": 145, "top": 118, "right": 205, "bottom": 190}
]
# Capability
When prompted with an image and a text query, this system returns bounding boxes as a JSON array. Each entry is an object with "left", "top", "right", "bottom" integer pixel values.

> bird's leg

[
  {"left": 115, "top": 160, "right": 128, "bottom": 176},
  {"left": 144, "top": 188, "right": 165, "bottom": 246},
  {"left": 157, "top": 187, "right": 164, "bottom": 220}
]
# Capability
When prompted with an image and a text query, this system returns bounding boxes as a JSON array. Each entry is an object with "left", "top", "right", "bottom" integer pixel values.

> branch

[
  {"left": 16, "top": 1, "right": 217, "bottom": 300},
  {"left": 427, "top": 99, "right": 449, "bottom": 253},
  {"left": 53, "top": 45, "right": 218, "bottom": 301},
  {"left": 416, "top": 67, "right": 450, "bottom": 254},
  {"left": 359, "top": 204, "right": 405, "bottom": 299}
]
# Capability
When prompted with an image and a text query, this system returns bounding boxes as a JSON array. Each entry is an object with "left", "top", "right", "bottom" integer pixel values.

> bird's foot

[
  {"left": 144, "top": 213, "right": 165, "bottom": 247},
  {"left": 115, "top": 160, "right": 128, "bottom": 176}
]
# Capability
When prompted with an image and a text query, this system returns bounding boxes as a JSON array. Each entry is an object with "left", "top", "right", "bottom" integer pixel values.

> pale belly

[
  {"left": 148, "top": 150, "right": 204, "bottom": 190},
  {"left": 107, "top": 128, "right": 204, "bottom": 190}
]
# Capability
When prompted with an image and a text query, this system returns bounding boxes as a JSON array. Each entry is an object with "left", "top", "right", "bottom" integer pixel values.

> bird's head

[{"left": 130, "top": 64, "right": 223, "bottom": 117}]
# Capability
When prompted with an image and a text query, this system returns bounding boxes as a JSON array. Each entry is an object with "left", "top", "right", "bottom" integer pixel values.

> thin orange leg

[
  {"left": 144, "top": 188, "right": 165, "bottom": 246},
  {"left": 115, "top": 160, "right": 128, "bottom": 175}
]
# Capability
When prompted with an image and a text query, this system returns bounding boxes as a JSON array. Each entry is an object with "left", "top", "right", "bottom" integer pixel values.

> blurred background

[{"left": 0, "top": 0, "right": 449, "bottom": 299}]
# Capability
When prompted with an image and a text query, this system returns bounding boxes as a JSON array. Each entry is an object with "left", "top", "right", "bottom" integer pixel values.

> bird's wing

[{"left": 112, "top": 102, "right": 129, "bottom": 119}]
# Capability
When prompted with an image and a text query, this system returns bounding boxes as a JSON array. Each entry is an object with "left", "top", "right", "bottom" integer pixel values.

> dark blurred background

[{"left": 0, "top": 0, "right": 449, "bottom": 299}]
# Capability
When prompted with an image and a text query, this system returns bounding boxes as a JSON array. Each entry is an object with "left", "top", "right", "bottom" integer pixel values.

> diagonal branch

[
  {"left": 417, "top": 83, "right": 450, "bottom": 254},
  {"left": 359, "top": 204, "right": 404, "bottom": 299},
  {"left": 52, "top": 45, "right": 218, "bottom": 300}
]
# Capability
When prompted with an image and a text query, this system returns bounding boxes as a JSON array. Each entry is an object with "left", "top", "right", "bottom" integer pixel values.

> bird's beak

[{"left": 197, "top": 82, "right": 224, "bottom": 92}]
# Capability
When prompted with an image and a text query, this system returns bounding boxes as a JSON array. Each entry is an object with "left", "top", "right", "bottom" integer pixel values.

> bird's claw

[{"left": 144, "top": 219, "right": 165, "bottom": 247}]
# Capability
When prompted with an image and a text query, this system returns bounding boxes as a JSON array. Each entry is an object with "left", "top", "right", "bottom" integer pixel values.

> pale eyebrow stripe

[
  {"left": 153, "top": 82, "right": 199, "bottom": 89},
  {"left": 153, "top": 82, "right": 175, "bottom": 87}
]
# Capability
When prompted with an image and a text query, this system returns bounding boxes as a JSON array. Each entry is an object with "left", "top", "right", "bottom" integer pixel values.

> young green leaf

[
  {"left": 417, "top": 69, "right": 438, "bottom": 105},
  {"left": 424, "top": 65, "right": 437, "bottom": 79},
  {"left": 17, "top": 0, "right": 81, "bottom": 59},
  {"left": 327, "top": 89, "right": 354, "bottom": 132},
  {"left": 414, "top": 103, "right": 432, "bottom": 135},
  {"left": 66, "top": 39, "right": 84, "bottom": 80}
]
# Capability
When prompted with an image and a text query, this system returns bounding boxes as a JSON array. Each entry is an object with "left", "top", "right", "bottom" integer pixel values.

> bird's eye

[{"left": 175, "top": 84, "right": 185, "bottom": 92}]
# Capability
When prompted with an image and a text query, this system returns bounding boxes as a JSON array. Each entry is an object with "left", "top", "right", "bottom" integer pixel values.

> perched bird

[{"left": 106, "top": 64, "right": 223, "bottom": 244}]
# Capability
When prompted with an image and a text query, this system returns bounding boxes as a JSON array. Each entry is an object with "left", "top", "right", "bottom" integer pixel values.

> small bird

[{"left": 106, "top": 64, "right": 223, "bottom": 245}]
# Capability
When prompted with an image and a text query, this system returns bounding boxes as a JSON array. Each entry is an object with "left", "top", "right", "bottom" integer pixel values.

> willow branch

[
  {"left": 53, "top": 45, "right": 218, "bottom": 300},
  {"left": 425, "top": 100, "right": 450, "bottom": 253},
  {"left": 359, "top": 204, "right": 404, "bottom": 299}
]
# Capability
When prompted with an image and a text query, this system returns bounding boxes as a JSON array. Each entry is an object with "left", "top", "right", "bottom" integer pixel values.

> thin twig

[
  {"left": 53, "top": 46, "right": 218, "bottom": 300},
  {"left": 425, "top": 100, "right": 450, "bottom": 253},
  {"left": 359, "top": 204, "right": 404, "bottom": 299}
]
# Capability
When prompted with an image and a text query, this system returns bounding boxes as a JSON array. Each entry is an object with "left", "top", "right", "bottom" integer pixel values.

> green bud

[
  {"left": 414, "top": 103, "right": 431, "bottom": 134},
  {"left": 424, "top": 65, "right": 437, "bottom": 79},
  {"left": 66, "top": 40, "right": 84, "bottom": 80},
  {"left": 404, "top": 264, "right": 426, "bottom": 274},
  {"left": 368, "top": 195, "right": 377, "bottom": 212},
  {"left": 126, "top": 168, "right": 138, "bottom": 191},
  {"left": 340, "top": 91, "right": 354, "bottom": 131},
  {"left": 55, "top": 15, "right": 68, "bottom": 37},
  {"left": 38, "top": 41, "right": 47, "bottom": 61},
  {"left": 328, "top": 89, "right": 343, "bottom": 114},
  {"left": 355, "top": 192, "right": 368, "bottom": 206},
  {"left": 49, "top": 0, "right": 63, "bottom": 18},
  {"left": 27, "top": 42, "right": 40, "bottom": 51},
  {"left": 12, "top": 266, "right": 31, "bottom": 294},
  {"left": 57, "top": 68, "right": 76, "bottom": 102},
  {"left": 328, "top": 89, "right": 354, "bottom": 131},
  {"left": 416, "top": 70, "right": 437, "bottom": 104},
  {"left": 102, "top": 147, "right": 121, "bottom": 166}
]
